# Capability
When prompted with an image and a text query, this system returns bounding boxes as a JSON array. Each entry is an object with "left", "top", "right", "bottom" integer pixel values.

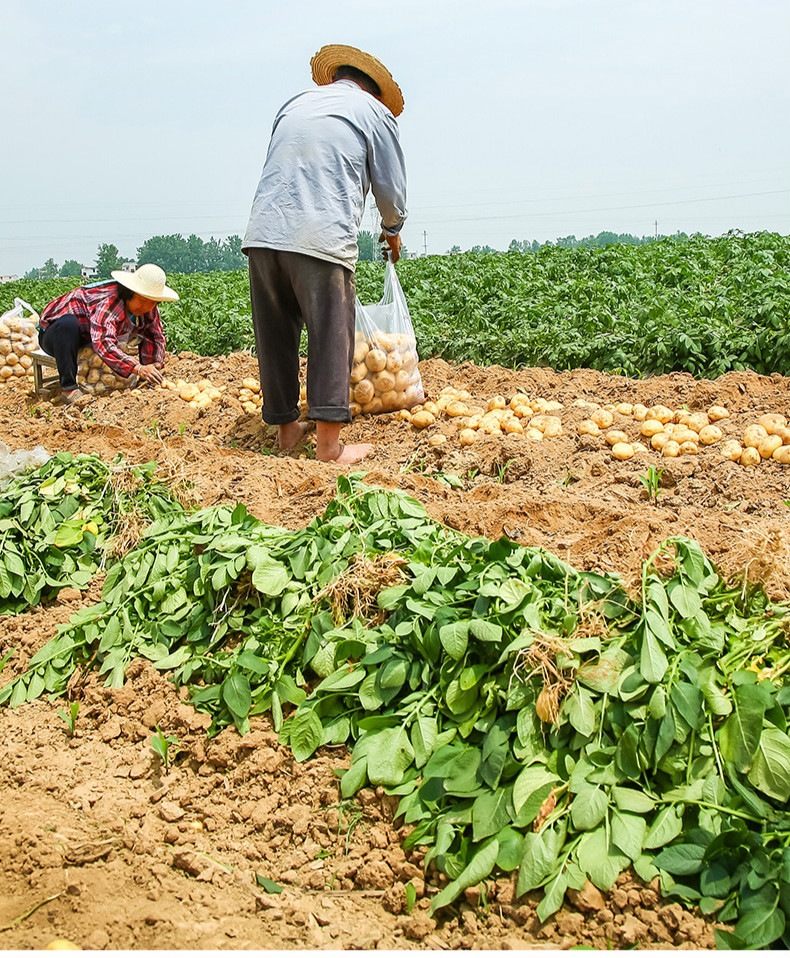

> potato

[
  {"left": 632, "top": 441, "right": 648, "bottom": 454},
  {"left": 662, "top": 440, "right": 681, "bottom": 458},
  {"left": 242, "top": 377, "right": 261, "bottom": 392},
  {"left": 758, "top": 435, "right": 783, "bottom": 459},
  {"left": 350, "top": 362, "right": 367, "bottom": 385},
  {"left": 743, "top": 424, "right": 769, "bottom": 448},
  {"left": 4, "top": 352, "right": 18, "bottom": 366},
  {"left": 482, "top": 421, "right": 502, "bottom": 435},
  {"left": 487, "top": 395, "right": 507, "bottom": 411},
  {"left": 503, "top": 419, "right": 523, "bottom": 434},
  {"left": 632, "top": 403, "right": 648, "bottom": 422},
  {"left": 615, "top": 402, "right": 633, "bottom": 416},
  {"left": 179, "top": 383, "right": 199, "bottom": 401},
  {"left": 362, "top": 397, "right": 383, "bottom": 414},
  {"left": 708, "top": 405, "right": 729, "bottom": 421},
  {"left": 459, "top": 428, "right": 477, "bottom": 446},
  {"left": 87, "top": 369, "right": 100, "bottom": 384},
  {"left": 385, "top": 351, "right": 403, "bottom": 373},
  {"left": 698, "top": 424, "right": 723, "bottom": 445},
  {"left": 758, "top": 413, "right": 788, "bottom": 435},
  {"left": 428, "top": 434, "right": 447, "bottom": 447},
  {"left": 0, "top": 339, "right": 12, "bottom": 356},
  {"left": 445, "top": 400, "right": 468, "bottom": 417},
  {"left": 379, "top": 390, "right": 399, "bottom": 411},
  {"left": 651, "top": 432, "right": 671, "bottom": 451},
  {"left": 510, "top": 393, "right": 530, "bottom": 409},
  {"left": 525, "top": 427, "right": 544, "bottom": 440},
  {"left": 591, "top": 408, "right": 614, "bottom": 429},
  {"left": 772, "top": 445, "right": 790, "bottom": 464},
  {"left": 611, "top": 442, "right": 634, "bottom": 460},
  {"left": 353, "top": 341, "right": 369, "bottom": 364},
  {"left": 411, "top": 410, "right": 436, "bottom": 429},
  {"left": 647, "top": 404, "right": 674, "bottom": 424},
  {"left": 605, "top": 429, "right": 629, "bottom": 446},
  {"left": 371, "top": 370, "right": 396, "bottom": 393},
  {"left": 740, "top": 447, "right": 761, "bottom": 467},
  {"left": 687, "top": 412, "right": 711, "bottom": 433},
  {"left": 673, "top": 427, "right": 699, "bottom": 445},
  {"left": 401, "top": 349, "right": 418, "bottom": 372},
  {"left": 641, "top": 419, "right": 665, "bottom": 438},
  {"left": 577, "top": 420, "right": 600, "bottom": 436},
  {"left": 349, "top": 401, "right": 362, "bottom": 418},
  {"left": 0, "top": 366, "right": 13, "bottom": 380},
  {"left": 721, "top": 439, "right": 743, "bottom": 461},
  {"left": 679, "top": 441, "right": 699, "bottom": 455},
  {"left": 354, "top": 380, "right": 375, "bottom": 405},
  {"left": 543, "top": 419, "right": 563, "bottom": 438},
  {"left": 365, "top": 348, "right": 387, "bottom": 372}
]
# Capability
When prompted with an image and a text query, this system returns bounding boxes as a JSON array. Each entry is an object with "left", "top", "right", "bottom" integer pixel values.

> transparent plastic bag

[
  {"left": 0, "top": 298, "right": 39, "bottom": 383},
  {"left": 0, "top": 440, "right": 51, "bottom": 488},
  {"left": 351, "top": 261, "right": 424, "bottom": 416}
]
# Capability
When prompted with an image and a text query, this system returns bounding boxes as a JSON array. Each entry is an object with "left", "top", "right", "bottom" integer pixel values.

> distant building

[
  {"left": 0, "top": 274, "right": 19, "bottom": 284},
  {"left": 81, "top": 267, "right": 99, "bottom": 279},
  {"left": 121, "top": 261, "right": 136, "bottom": 271}
]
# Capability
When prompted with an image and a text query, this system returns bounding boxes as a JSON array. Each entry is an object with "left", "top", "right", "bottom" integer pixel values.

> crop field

[{"left": 0, "top": 232, "right": 789, "bottom": 950}]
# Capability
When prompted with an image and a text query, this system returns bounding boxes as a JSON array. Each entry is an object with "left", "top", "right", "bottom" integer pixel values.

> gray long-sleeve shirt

[{"left": 242, "top": 80, "right": 407, "bottom": 271}]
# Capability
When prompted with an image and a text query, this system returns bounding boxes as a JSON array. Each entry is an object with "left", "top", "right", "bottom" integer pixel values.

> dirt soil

[{"left": 1, "top": 352, "right": 789, "bottom": 951}]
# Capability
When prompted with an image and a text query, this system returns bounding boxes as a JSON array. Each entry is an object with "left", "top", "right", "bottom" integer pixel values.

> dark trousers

[
  {"left": 39, "top": 314, "right": 85, "bottom": 391},
  {"left": 247, "top": 247, "right": 356, "bottom": 425}
]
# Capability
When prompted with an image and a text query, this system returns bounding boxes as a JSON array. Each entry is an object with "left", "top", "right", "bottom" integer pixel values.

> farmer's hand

[
  {"left": 136, "top": 363, "right": 163, "bottom": 386},
  {"left": 379, "top": 231, "right": 402, "bottom": 264}
]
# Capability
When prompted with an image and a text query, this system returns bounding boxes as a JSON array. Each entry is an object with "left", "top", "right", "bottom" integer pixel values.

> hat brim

[
  {"left": 311, "top": 44, "right": 404, "bottom": 117},
  {"left": 111, "top": 269, "right": 180, "bottom": 302}
]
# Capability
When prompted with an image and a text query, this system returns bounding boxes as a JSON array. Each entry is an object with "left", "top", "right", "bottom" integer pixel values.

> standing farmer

[{"left": 243, "top": 44, "right": 408, "bottom": 463}]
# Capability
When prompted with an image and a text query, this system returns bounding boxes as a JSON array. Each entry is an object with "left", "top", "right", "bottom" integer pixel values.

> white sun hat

[
  {"left": 310, "top": 44, "right": 404, "bottom": 117},
  {"left": 111, "top": 263, "right": 180, "bottom": 302}
]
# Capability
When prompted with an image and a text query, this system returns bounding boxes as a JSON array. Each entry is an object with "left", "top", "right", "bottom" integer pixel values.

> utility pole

[
  {"left": 423, "top": 231, "right": 428, "bottom": 256},
  {"left": 654, "top": 220, "right": 658, "bottom": 240}
]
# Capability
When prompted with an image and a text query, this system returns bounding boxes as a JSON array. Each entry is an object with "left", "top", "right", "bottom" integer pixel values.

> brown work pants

[{"left": 248, "top": 247, "right": 356, "bottom": 425}]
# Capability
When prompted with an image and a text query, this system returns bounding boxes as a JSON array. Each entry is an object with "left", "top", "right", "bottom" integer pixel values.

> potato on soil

[
  {"left": 365, "top": 348, "right": 387, "bottom": 372},
  {"left": 605, "top": 429, "right": 628, "bottom": 446},
  {"left": 611, "top": 442, "right": 634, "bottom": 460},
  {"left": 411, "top": 410, "right": 436, "bottom": 429},
  {"left": 698, "top": 424, "right": 723, "bottom": 445},
  {"left": 772, "top": 446, "right": 790, "bottom": 464},
  {"left": 577, "top": 420, "right": 600, "bottom": 436},
  {"left": 743, "top": 424, "right": 769, "bottom": 448},
  {"left": 428, "top": 433, "right": 447, "bottom": 447},
  {"left": 758, "top": 413, "right": 788, "bottom": 435},
  {"left": 591, "top": 408, "right": 613, "bottom": 429},
  {"left": 721, "top": 439, "right": 743, "bottom": 461},
  {"left": 708, "top": 405, "right": 729, "bottom": 421},
  {"left": 758, "top": 435, "right": 783, "bottom": 459},
  {"left": 740, "top": 447, "right": 761, "bottom": 466},
  {"left": 641, "top": 419, "right": 665, "bottom": 438},
  {"left": 662, "top": 440, "right": 681, "bottom": 458},
  {"left": 679, "top": 441, "right": 699, "bottom": 455},
  {"left": 459, "top": 428, "right": 477, "bottom": 446}
]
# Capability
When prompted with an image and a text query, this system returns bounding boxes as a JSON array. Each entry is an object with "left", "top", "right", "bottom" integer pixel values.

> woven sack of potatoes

[
  {"left": 0, "top": 301, "right": 39, "bottom": 383},
  {"left": 76, "top": 341, "right": 139, "bottom": 396}
]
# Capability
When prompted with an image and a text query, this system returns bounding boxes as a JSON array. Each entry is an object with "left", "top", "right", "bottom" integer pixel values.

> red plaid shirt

[{"left": 39, "top": 282, "right": 166, "bottom": 378}]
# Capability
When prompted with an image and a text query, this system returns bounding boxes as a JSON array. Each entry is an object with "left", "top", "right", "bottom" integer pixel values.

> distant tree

[
  {"left": 95, "top": 243, "right": 124, "bottom": 278},
  {"left": 469, "top": 244, "right": 498, "bottom": 254},
  {"left": 358, "top": 230, "right": 379, "bottom": 262},
  {"left": 60, "top": 259, "right": 83, "bottom": 277},
  {"left": 220, "top": 235, "right": 245, "bottom": 270},
  {"left": 136, "top": 234, "right": 189, "bottom": 273},
  {"left": 448, "top": 244, "right": 462, "bottom": 254}
]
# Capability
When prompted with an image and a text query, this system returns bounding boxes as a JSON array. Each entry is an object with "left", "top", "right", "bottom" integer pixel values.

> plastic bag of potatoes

[
  {"left": 350, "top": 260, "right": 424, "bottom": 416},
  {"left": 0, "top": 298, "right": 39, "bottom": 383},
  {"left": 76, "top": 339, "right": 139, "bottom": 396}
]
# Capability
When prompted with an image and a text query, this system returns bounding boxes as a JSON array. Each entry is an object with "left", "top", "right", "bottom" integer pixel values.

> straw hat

[
  {"left": 311, "top": 44, "right": 404, "bottom": 117},
  {"left": 111, "top": 263, "right": 179, "bottom": 302}
]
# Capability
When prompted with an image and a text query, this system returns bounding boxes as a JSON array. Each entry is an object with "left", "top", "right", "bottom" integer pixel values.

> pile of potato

[
  {"left": 575, "top": 402, "right": 731, "bottom": 461},
  {"left": 0, "top": 314, "right": 37, "bottom": 382},
  {"left": 75, "top": 343, "right": 141, "bottom": 395},
  {"left": 722, "top": 413, "right": 790, "bottom": 466},
  {"left": 350, "top": 331, "right": 423, "bottom": 416},
  {"left": 158, "top": 377, "right": 227, "bottom": 409},
  {"left": 403, "top": 388, "right": 565, "bottom": 447}
]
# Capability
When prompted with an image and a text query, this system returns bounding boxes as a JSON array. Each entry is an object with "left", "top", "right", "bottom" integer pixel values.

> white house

[
  {"left": 81, "top": 267, "right": 99, "bottom": 279},
  {"left": 0, "top": 274, "right": 19, "bottom": 284}
]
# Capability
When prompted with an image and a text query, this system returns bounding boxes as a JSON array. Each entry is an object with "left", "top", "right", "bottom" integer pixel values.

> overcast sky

[{"left": 1, "top": 0, "right": 788, "bottom": 275}]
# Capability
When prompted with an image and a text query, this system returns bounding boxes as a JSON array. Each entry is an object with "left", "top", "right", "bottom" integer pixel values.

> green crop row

[{"left": 3, "top": 231, "right": 789, "bottom": 378}]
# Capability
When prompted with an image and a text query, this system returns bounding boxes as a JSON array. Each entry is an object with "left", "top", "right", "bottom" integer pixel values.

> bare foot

[
  {"left": 317, "top": 441, "right": 373, "bottom": 464},
  {"left": 278, "top": 421, "right": 309, "bottom": 450}
]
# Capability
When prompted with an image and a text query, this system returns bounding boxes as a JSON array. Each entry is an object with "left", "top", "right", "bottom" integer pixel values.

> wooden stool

[{"left": 31, "top": 349, "right": 61, "bottom": 398}]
